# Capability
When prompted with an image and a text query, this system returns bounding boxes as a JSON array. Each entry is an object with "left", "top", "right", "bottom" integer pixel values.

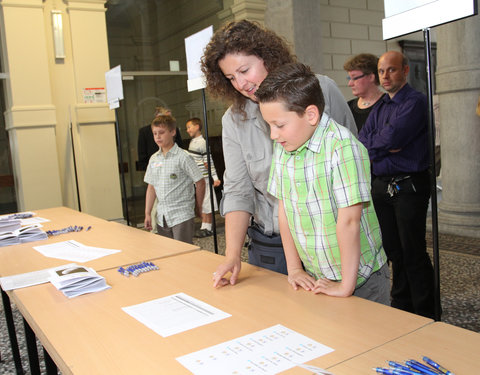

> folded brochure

[{"left": 49, "top": 264, "right": 110, "bottom": 298}]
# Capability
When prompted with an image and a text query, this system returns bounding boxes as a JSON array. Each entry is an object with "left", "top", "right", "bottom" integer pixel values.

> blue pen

[
  {"left": 391, "top": 367, "right": 424, "bottom": 375},
  {"left": 373, "top": 368, "right": 413, "bottom": 375},
  {"left": 406, "top": 360, "right": 442, "bottom": 375},
  {"left": 388, "top": 361, "right": 422, "bottom": 374},
  {"left": 422, "top": 357, "right": 454, "bottom": 375},
  {"left": 86, "top": 226, "right": 92, "bottom": 231}
]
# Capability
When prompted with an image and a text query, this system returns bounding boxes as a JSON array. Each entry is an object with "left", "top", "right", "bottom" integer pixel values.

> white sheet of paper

[
  {"left": 105, "top": 65, "right": 123, "bottom": 101},
  {"left": 20, "top": 217, "right": 49, "bottom": 225},
  {"left": 0, "top": 263, "right": 77, "bottom": 291},
  {"left": 176, "top": 324, "right": 334, "bottom": 375},
  {"left": 122, "top": 292, "right": 231, "bottom": 337},
  {"left": 33, "top": 240, "right": 121, "bottom": 262},
  {"left": 297, "top": 363, "right": 335, "bottom": 375},
  {"left": 184, "top": 25, "right": 213, "bottom": 92}
]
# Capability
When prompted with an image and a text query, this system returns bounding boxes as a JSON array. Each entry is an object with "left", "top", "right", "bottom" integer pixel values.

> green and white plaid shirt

[
  {"left": 268, "top": 113, "right": 386, "bottom": 287},
  {"left": 145, "top": 144, "right": 203, "bottom": 227}
]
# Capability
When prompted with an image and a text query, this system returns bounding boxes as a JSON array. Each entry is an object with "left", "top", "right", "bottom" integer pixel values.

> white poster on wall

[
  {"left": 185, "top": 25, "right": 213, "bottom": 92},
  {"left": 382, "top": 0, "right": 477, "bottom": 39},
  {"left": 105, "top": 65, "right": 124, "bottom": 109}
]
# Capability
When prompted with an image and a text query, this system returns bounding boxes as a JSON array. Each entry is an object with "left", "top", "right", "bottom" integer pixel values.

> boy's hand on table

[
  {"left": 213, "top": 257, "right": 241, "bottom": 288},
  {"left": 312, "top": 278, "right": 353, "bottom": 297},
  {"left": 287, "top": 269, "right": 316, "bottom": 291}
]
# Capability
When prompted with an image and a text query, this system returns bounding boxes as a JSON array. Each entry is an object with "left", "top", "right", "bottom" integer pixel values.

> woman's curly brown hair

[{"left": 201, "top": 20, "right": 296, "bottom": 115}]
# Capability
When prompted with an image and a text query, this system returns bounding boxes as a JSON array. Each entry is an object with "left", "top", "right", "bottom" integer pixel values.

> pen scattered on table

[
  {"left": 374, "top": 356, "right": 454, "bottom": 375},
  {"left": 46, "top": 225, "right": 92, "bottom": 236},
  {"left": 118, "top": 261, "right": 159, "bottom": 277},
  {"left": 422, "top": 357, "right": 454, "bottom": 375},
  {"left": 7, "top": 212, "right": 35, "bottom": 219},
  {"left": 388, "top": 361, "right": 422, "bottom": 374}
]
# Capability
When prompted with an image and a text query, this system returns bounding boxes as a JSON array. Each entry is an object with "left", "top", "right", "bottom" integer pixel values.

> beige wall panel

[
  {"left": 1, "top": 3, "right": 52, "bottom": 106},
  {"left": 5, "top": 105, "right": 57, "bottom": 128},
  {"left": 0, "top": 0, "right": 63, "bottom": 211},
  {"left": 67, "top": 2, "right": 122, "bottom": 220},
  {"left": 9, "top": 126, "right": 62, "bottom": 209},
  {"left": 42, "top": 0, "right": 81, "bottom": 212},
  {"left": 74, "top": 121, "right": 122, "bottom": 220},
  {"left": 68, "top": 8, "right": 112, "bottom": 103}
]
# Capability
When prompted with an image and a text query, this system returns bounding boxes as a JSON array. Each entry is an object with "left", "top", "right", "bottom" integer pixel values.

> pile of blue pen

[
  {"left": 117, "top": 262, "right": 159, "bottom": 277},
  {"left": 46, "top": 225, "right": 92, "bottom": 236},
  {"left": 374, "top": 356, "right": 454, "bottom": 375},
  {"left": 8, "top": 212, "right": 34, "bottom": 219}
]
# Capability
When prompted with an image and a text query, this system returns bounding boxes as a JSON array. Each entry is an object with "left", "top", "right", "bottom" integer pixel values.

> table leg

[
  {"left": 1, "top": 288, "right": 24, "bottom": 375},
  {"left": 43, "top": 347, "right": 57, "bottom": 375},
  {"left": 23, "top": 317, "right": 40, "bottom": 375}
]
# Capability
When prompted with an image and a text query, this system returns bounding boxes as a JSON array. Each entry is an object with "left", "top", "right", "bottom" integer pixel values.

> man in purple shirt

[{"left": 359, "top": 51, "right": 436, "bottom": 319}]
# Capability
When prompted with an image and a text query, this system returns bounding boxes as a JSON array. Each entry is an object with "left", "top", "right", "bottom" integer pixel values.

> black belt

[{"left": 373, "top": 169, "right": 429, "bottom": 182}]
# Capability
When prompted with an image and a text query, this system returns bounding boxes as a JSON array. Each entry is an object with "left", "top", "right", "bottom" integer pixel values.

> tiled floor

[{"left": 1, "top": 216, "right": 479, "bottom": 374}]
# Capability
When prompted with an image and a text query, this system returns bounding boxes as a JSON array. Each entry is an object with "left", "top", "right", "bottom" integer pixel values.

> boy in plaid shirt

[
  {"left": 144, "top": 115, "right": 205, "bottom": 244},
  {"left": 256, "top": 63, "right": 389, "bottom": 304}
]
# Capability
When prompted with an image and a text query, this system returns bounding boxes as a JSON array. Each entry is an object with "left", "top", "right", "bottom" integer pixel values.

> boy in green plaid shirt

[{"left": 256, "top": 63, "right": 390, "bottom": 304}]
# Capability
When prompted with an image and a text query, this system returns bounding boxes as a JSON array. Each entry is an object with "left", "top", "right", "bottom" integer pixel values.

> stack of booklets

[
  {"left": 0, "top": 224, "right": 48, "bottom": 247},
  {"left": 49, "top": 264, "right": 111, "bottom": 298},
  {"left": 0, "top": 217, "right": 21, "bottom": 232}
]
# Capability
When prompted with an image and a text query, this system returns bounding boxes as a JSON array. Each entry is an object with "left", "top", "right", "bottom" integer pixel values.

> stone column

[
  {"left": 265, "top": 0, "right": 322, "bottom": 74},
  {"left": 435, "top": 14, "right": 480, "bottom": 238},
  {"left": 0, "top": 0, "right": 63, "bottom": 210},
  {"left": 218, "top": 0, "right": 267, "bottom": 24},
  {"left": 65, "top": 0, "right": 123, "bottom": 220}
]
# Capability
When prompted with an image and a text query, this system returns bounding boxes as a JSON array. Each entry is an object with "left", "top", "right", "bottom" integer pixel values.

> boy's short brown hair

[
  {"left": 154, "top": 106, "right": 171, "bottom": 117},
  {"left": 187, "top": 117, "right": 202, "bottom": 131},
  {"left": 255, "top": 63, "right": 325, "bottom": 116},
  {"left": 151, "top": 114, "right": 176, "bottom": 132}
]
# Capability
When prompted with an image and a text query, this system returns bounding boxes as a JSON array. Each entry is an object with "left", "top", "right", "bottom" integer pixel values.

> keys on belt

[{"left": 386, "top": 175, "right": 414, "bottom": 197}]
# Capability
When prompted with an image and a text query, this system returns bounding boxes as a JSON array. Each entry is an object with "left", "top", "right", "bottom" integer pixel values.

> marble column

[{"left": 435, "top": 14, "right": 480, "bottom": 238}]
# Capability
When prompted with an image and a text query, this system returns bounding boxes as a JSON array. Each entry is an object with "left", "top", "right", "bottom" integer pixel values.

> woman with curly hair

[{"left": 202, "top": 20, "right": 356, "bottom": 288}]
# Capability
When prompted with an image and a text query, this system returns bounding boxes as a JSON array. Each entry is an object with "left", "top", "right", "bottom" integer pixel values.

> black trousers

[{"left": 372, "top": 170, "right": 436, "bottom": 319}]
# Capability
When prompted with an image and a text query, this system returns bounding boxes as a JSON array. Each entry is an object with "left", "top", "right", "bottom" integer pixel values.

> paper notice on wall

[
  {"left": 83, "top": 88, "right": 106, "bottom": 103},
  {"left": 105, "top": 65, "right": 124, "bottom": 109}
]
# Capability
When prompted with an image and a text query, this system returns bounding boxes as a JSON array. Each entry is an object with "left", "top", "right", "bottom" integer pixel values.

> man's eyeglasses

[{"left": 346, "top": 73, "right": 366, "bottom": 82}]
